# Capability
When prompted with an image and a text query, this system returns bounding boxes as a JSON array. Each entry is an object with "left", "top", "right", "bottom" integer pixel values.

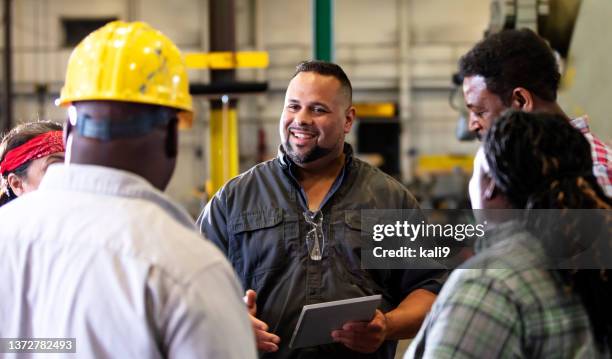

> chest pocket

[
  {"left": 228, "top": 208, "right": 297, "bottom": 281},
  {"left": 339, "top": 210, "right": 386, "bottom": 290},
  {"left": 341, "top": 210, "right": 369, "bottom": 270}
]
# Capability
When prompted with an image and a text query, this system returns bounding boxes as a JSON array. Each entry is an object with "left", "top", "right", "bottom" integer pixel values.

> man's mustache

[{"left": 287, "top": 126, "right": 319, "bottom": 135}]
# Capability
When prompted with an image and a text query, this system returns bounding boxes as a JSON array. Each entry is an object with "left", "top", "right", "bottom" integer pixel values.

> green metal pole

[{"left": 313, "top": 0, "right": 333, "bottom": 61}]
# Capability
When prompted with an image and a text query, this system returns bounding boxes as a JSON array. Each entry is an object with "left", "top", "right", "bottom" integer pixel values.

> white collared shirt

[{"left": 0, "top": 164, "right": 256, "bottom": 359}]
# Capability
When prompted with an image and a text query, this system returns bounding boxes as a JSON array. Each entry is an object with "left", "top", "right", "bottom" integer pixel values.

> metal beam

[
  {"left": 2, "top": 0, "right": 13, "bottom": 132},
  {"left": 209, "top": 0, "right": 236, "bottom": 84},
  {"left": 312, "top": 0, "right": 334, "bottom": 61},
  {"left": 208, "top": 0, "right": 239, "bottom": 196}
]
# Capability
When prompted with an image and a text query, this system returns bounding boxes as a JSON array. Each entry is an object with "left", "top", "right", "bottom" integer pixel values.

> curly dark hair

[
  {"left": 459, "top": 29, "right": 561, "bottom": 106},
  {"left": 484, "top": 111, "right": 608, "bottom": 209},
  {"left": 484, "top": 110, "right": 612, "bottom": 352},
  {"left": 293, "top": 60, "right": 352, "bottom": 103}
]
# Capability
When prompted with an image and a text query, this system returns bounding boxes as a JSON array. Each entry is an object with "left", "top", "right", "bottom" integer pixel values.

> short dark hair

[
  {"left": 459, "top": 29, "right": 561, "bottom": 105},
  {"left": 293, "top": 60, "right": 352, "bottom": 103}
]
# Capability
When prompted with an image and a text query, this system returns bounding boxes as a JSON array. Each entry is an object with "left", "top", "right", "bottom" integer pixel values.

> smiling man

[
  {"left": 198, "top": 60, "right": 445, "bottom": 358},
  {"left": 459, "top": 29, "right": 612, "bottom": 196}
]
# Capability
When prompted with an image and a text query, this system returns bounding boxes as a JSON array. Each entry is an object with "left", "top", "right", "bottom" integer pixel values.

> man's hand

[
  {"left": 244, "top": 289, "right": 281, "bottom": 352},
  {"left": 331, "top": 309, "right": 387, "bottom": 353}
]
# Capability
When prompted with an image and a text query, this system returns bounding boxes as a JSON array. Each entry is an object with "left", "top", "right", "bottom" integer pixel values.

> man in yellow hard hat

[{"left": 0, "top": 21, "right": 256, "bottom": 358}]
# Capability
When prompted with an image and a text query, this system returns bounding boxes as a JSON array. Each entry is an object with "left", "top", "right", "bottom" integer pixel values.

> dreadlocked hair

[{"left": 484, "top": 110, "right": 612, "bottom": 352}]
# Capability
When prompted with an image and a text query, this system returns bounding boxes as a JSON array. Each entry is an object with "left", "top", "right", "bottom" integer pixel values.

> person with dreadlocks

[
  {"left": 406, "top": 110, "right": 612, "bottom": 358},
  {"left": 0, "top": 121, "right": 64, "bottom": 206}
]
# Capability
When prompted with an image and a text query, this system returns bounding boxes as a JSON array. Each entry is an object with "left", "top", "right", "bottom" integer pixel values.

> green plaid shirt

[{"left": 405, "top": 223, "right": 609, "bottom": 359}]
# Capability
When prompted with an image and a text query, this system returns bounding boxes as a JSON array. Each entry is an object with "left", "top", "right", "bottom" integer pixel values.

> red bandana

[{"left": 0, "top": 131, "right": 65, "bottom": 175}]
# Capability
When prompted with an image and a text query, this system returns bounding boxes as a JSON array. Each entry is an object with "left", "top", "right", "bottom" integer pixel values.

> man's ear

[
  {"left": 510, "top": 87, "right": 535, "bottom": 112},
  {"left": 483, "top": 178, "right": 496, "bottom": 200},
  {"left": 344, "top": 106, "right": 356, "bottom": 134},
  {"left": 7, "top": 173, "right": 25, "bottom": 196}
]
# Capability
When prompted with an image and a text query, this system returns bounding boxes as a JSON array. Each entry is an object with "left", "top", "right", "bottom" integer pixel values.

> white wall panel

[
  {"left": 261, "top": 0, "right": 311, "bottom": 45},
  {"left": 336, "top": 0, "right": 398, "bottom": 44},
  {"left": 135, "top": 0, "right": 201, "bottom": 47},
  {"left": 411, "top": 0, "right": 489, "bottom": 44}
]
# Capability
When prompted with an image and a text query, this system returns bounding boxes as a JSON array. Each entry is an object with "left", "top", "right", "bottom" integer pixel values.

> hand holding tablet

[
  {"left": 289, "top": 295, "right": 382, "bottom": 349},
  {"left": 331, "top": 309, "right": 387, "bottom": 353}
]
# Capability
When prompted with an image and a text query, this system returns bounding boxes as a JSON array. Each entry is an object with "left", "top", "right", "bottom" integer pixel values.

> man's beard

[{"left": 283, "top": 140, "right": 334, "bottom": 164}]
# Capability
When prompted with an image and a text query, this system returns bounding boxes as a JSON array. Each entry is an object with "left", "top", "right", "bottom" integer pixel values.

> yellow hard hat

[{"left": 57, "top": 21, "right": 192, "bottom": 113}]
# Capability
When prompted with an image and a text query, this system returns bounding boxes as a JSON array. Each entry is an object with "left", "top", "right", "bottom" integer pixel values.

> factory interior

[
  {"left": 0, "top": 0, "right": 611, "bottom": 358},
  {"left": 1, "top": 0, "right": 610, "bottom": 212}
]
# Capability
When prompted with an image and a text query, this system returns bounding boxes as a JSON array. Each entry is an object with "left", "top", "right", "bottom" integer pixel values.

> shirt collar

[
  {"left": 570, "top": 115, "right": 591, "bottom": 134},
  {"left": 277, "top": 143, "right": 354, "bottom": 211},
  {"left": 476, "top": 219, "right": 528, "bottom": 252},
  {"left": 39, "top": 164, "right": 196, "bottom": 230}
]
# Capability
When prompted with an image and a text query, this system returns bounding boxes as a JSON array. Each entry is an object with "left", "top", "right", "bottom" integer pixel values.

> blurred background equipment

[
  {"left": 186, "top": 0, "right": 269, "bottom": 200},
  {"left": 0, "top": 0, "right": 609, "bottom": 217},
  {"left": 354, "top": 102, "right": 401, "bottom": 179},
  {"left": 554, "top": 1, "right": 612, "bottom": 137}
]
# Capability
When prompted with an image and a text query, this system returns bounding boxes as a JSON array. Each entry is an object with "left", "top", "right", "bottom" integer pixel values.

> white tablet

[{"left": 289, "top": 294, "right": 382, "bottom": 349}]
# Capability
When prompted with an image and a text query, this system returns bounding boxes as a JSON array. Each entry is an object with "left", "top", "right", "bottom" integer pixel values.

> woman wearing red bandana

[{"left": 0, "top": 121, "right": 65, "bottom": 206}]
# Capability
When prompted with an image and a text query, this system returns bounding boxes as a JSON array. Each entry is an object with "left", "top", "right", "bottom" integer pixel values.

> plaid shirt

[
  {"left": 571, "top": 116, "right": 612, "bottom": 197},
  {"left": 405, "top": 223, "right": 608, "bottom": 359}
]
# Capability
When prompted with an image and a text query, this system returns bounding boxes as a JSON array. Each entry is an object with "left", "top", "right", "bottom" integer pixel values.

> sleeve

[
  {"left": 395, "top": 187, "right": 448, "bottom": 297},
  {"left": 197, "top": 187, "right": 230, "bottom": 254},
  {"left": 391, "top": 268, "right": 447, "bottom": 299},
  {"left": 153, "top": 261, "right": 257, "bottom": 359},
  {"left": 405, "top": 272, "right": 522, "bottom": 359},
  {"left": 401, "top": 186, "right": 421, "bottom": 210}
]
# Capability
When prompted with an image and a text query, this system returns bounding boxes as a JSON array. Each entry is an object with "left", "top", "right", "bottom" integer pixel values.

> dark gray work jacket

[{"left": 198, "top": 144, "right": 445, "bottom": 359}]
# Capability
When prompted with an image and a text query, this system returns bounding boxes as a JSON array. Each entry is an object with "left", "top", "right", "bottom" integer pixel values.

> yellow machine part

[
  {"left": 184, "top": 51, "right": 269, "bottom": 69},
  {"left": 416, "top": 154, "right": 474, "bottom": 175},
  {"left": 354, "top": 102, "right": 396, "bottom": 118},
  {"left": 209, "top": 107, "right": 239, "bottom": 196}
]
